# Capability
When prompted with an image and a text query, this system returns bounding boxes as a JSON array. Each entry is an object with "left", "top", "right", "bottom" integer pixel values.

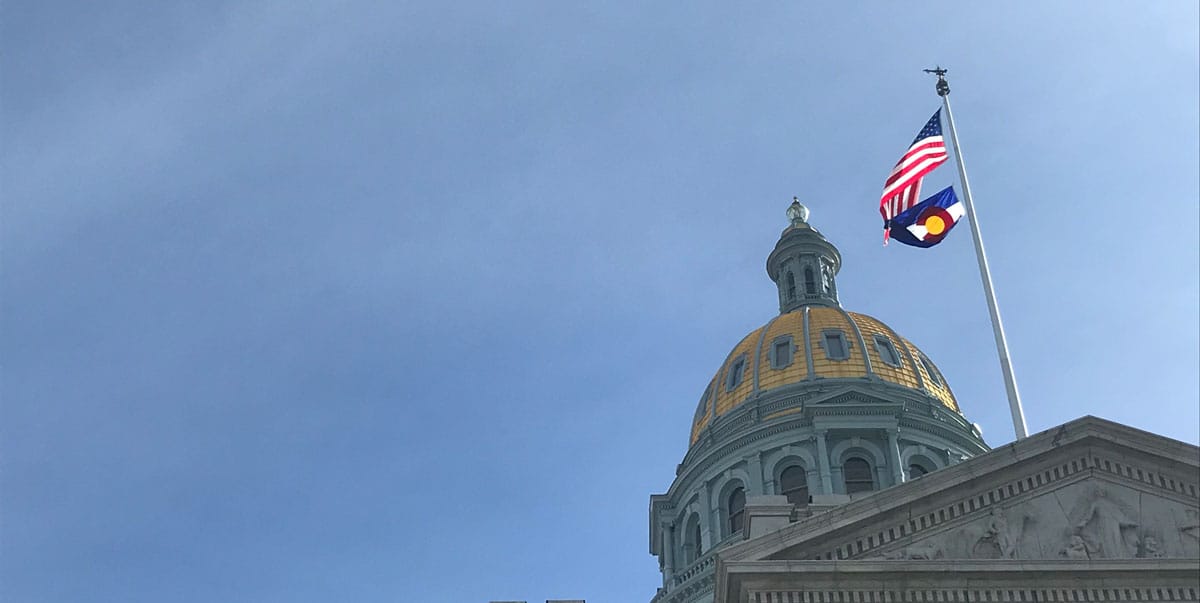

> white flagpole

[{"left": 927, "top": 68, "right": 1029, "bottom": 440}]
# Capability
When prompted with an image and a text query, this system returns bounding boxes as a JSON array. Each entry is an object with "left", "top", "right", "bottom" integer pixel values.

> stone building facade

[{"left": 648, "top": 203, "right": 1200, "bottom": 602}]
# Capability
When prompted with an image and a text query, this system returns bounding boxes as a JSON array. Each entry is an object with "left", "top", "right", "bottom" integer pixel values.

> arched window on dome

[
  {"left": 726, "top": 487, "right": 746, "bottom": 536},
  {"left": 843, "top": 457, "right": 875, "bottom": 494},
  {"left": 779, "top": 465, "right": 809, "bottom": 506},
  {"left": 908, "top": 463, "right": 929, "bottom": 480},
  {"left": 804, "top": 267, "right": 817, "bottom": 295},
  {"left": 786, "top": 271, "right": 797, "bottom": 301}
]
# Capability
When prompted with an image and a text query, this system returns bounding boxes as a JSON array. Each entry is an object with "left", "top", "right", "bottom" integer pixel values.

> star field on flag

[{"left": 879, "top": 109, "right": 949, "bottom": 242}]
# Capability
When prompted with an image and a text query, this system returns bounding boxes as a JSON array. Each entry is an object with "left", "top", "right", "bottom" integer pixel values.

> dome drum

[{"left": 649, "top": 391, "right": 986, "bottom": 597}]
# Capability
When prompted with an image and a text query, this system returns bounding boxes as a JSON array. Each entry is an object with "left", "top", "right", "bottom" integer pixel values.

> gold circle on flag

[{"left": 925, "top": 215, "right": 946, "bottom": 236}]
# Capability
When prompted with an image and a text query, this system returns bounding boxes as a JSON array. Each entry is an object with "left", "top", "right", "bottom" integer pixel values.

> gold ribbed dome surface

[{"left": 690, "top": 307, "right": 958, "bottom": 444}]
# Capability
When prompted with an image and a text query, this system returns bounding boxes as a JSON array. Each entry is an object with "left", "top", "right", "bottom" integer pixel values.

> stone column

[
  {"left": 663, "top": 522, "right": 675, "bottom": 584},
  {"left": 814, "top": 430, "right": 834, "bottom": 494},
  {"left": 747, "top": 454, "right": 764, "bottom": 495},
  {"left": 886, "top": 428, "right": 905, "bottom": 486}
]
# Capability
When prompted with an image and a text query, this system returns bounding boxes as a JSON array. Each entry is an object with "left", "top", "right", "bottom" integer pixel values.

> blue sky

[{"left": 2, "top": 2, "right": 1197, "bottom": 602}]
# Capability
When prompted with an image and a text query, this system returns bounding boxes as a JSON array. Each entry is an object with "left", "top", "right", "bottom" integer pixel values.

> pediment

[
  {"left": 806, "top": 384, "right": 903, "bottom": 406},
  {"left": 847, "top": 473, "right": 1199, "bottom": 562},
  {"left": 722, "top": 416, "right": 1200, "bottom": 564}
]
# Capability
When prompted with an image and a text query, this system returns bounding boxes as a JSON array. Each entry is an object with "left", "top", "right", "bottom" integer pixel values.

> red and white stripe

[{"left": 879, "top": 136, "right": 948, "bottom": 223}]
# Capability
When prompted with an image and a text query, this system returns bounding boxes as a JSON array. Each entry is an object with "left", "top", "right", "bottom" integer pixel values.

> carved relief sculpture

[
  {"left": 1181, "top": 509, "right": 1200, "bottom": 541},
  {"left": 972, "top": 507, "right": 1022, "bottom": 559},
  {"left": 1136, "top": 534, "right": 1165, "bottom": 559},
  {"left": 1061, "top": 534, "right": 1093, "bottom": 559},
  {"left": 1068, "top": 487, "right": 1139, "bottom": 558}
]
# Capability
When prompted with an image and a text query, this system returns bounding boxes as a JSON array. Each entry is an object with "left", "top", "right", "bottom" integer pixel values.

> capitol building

[{"left": 646, "top": 203, "right": 1200, "bottom": 602}]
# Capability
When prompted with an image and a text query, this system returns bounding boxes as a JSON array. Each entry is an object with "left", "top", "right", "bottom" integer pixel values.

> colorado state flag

[{"left": 888, "top": 186, "right": 964, "bottom": 248}]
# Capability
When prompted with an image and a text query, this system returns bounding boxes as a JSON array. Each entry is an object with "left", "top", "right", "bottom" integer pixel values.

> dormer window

[
  {"left": 873, "top": 335, "right": 902, "bottom": 367},
  {"left": 919, "top": 353, "right": 942, "bottom": 386},
  {"left": 822, "top": 330, "right": 849, "bottom": 360},
  {"left": 770, "top": 336, "right": 794, "bottom": 369},
  {"left": 726, "top": 355, "right": 746, "bottom": 391}
]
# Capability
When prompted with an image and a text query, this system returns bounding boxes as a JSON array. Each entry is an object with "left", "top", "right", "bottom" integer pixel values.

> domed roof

[
  {"left": 689, "top": 307, "right": 958, "bottom": 444},
  {"left": 650, "top": 203, "right": 990, "bottom": 595}
]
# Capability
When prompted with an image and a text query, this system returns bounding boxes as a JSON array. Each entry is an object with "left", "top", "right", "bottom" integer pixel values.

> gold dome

[{"left": 689, "top": 307, "right": 959, "bottom": 444}]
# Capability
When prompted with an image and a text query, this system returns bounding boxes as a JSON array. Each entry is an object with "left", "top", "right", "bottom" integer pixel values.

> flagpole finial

[
  {"left": 787, "top": 197, "right": 809, "bottom": 226},
  {"left": 923, "top": 66, "right": 950, "bottom": 97}
]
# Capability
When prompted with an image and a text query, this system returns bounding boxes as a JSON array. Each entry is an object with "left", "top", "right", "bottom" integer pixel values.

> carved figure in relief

[
  {"left": 1061, "top": 535, "right": 1092, "bottom": 559},
  {"left": 972, "top": 507, "right": 1019, "bottom": 559},
  {"left": 1181, "top": 509, "right": 1200, "bottom": 541},
  {"left": 1137, "top": 535, "right": 1164, "bottom": 559},
  {"left": 1068, "top": 488, "right": 1139, "bottom": 558}
]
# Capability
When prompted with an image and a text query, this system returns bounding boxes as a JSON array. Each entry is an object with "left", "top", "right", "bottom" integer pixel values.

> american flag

[{"left": 880, "top": 109, "right": 948, "bottom": 238}]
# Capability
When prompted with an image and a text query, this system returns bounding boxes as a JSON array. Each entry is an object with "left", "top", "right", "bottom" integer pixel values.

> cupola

[{"left": 766, "top": 199, "right": 842, "bottom": 312}]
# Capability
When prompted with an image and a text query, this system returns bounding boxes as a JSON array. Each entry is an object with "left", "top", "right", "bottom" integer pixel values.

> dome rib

[
  {"left": 836, "top": 306, "right": 875, "bottom": 378},
  {"left": 877, "top": 315, "right": 926, "bottom": 390},
  {"left": 750, "top": 314, "right": 781, "bottom": 395},
  {"left": 900, "top": 336, "right": 960, "bottom": 412},
  {"left": 801, "top": 306, "right": 814, "bottom": 378},
  {"left": 848, "top": 312, "right": 923, "bottom": 391}
]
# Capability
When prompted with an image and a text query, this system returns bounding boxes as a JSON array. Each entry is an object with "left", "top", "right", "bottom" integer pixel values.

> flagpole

[{"left": 927, "top": 68, "right": 1029, "bottom": 440}]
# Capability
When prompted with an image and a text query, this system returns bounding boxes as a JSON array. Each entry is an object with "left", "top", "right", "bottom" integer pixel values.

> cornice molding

[{"left": 717, "top": 416, "right": 1200, "bottom": 563}]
